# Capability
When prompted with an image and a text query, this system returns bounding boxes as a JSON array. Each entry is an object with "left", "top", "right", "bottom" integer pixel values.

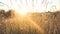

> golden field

[{"left": 0, "top": 10, "right": 60, "bottom": 34}]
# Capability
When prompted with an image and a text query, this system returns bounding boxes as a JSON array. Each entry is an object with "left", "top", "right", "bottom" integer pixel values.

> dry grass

[{"left": 0, "top": 10, "right": 60, "bottom": 34}]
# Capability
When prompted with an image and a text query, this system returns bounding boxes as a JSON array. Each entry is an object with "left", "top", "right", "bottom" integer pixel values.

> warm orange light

[{"left": 19, "top": 11, "right": 26, "bottom": 15}]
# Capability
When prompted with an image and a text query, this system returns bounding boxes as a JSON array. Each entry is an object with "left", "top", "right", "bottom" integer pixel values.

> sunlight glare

[
  {"left": 18, "top": 8, "right": 28, "bottom": 15},
  {"left": 19, "top": 11, "right": 26, "bottom": 15},
  {"left": 1, "top": 0, "right": 60, "bottom": 13}
]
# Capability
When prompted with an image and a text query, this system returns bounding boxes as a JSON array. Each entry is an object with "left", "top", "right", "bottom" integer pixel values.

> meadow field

[{"left": 0, "top": 10, "right": 60, "bottom": 34}]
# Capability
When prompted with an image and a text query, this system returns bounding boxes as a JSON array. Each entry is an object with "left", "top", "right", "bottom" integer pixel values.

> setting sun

[{"left": 19, "top": 10, "right": 27, "bottom": 15}]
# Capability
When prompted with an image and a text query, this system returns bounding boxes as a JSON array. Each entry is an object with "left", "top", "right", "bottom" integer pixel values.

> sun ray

[{"left": 26, "top": 16, "right": 45, "bottom": 34}]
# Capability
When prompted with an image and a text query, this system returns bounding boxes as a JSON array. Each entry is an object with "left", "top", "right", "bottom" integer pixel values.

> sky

[{"left": 0, "top": 0, "right": 60, "bottom": 12}]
